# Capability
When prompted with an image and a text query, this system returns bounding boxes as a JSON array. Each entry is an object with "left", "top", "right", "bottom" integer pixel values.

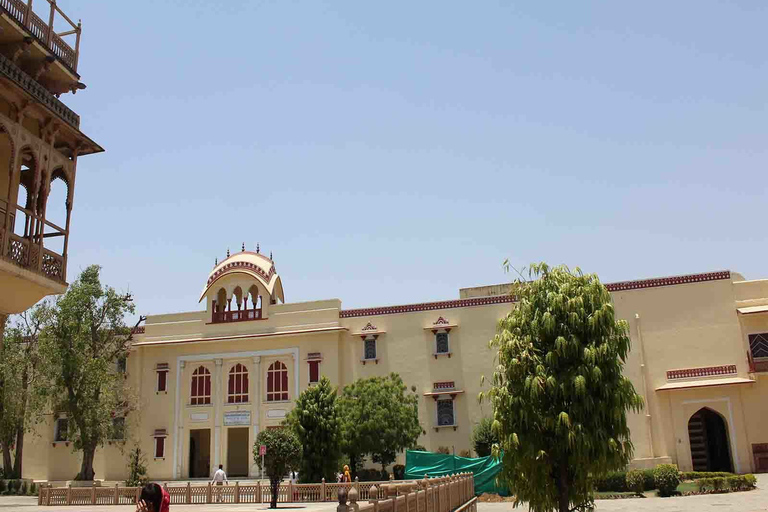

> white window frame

[
  {"left": 363, "top": 335, "right": 378, "bottom": 361},
  {"left": 156, "top": 368, "right": 169, "bottom": 393},
  {"left": 436, "top": 398, "right": 456, "bottom": 428},
  {"left": 434, "top": 330, "right": 451, "bottom": 355},
  {"left": 154, "top": 435, "right": 166, "bottom": 459},
  {"left": 308, "top": 360, "right": 321, "bottom": 384}
]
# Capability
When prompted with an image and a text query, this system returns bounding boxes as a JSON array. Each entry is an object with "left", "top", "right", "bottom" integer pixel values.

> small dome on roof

[{"left": 199, "top": 251, "right": 284, "bottom": 303}]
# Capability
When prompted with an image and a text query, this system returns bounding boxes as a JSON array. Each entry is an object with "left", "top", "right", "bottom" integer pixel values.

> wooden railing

[
  {"left": 37, "top": 474, "right": 477, "bottom": 508},
  {"left": 212, "top": 308, "right": 263, "bottom": 323},
  {"left": 0, "top": 199, "right": 67, "bottom": 283},
  {"left": 0, "top": 0, "right": 80, "bottom": 72}
]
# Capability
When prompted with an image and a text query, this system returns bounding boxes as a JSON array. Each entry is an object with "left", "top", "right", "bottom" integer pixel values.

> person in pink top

[{"left": 136, "top": 483, "right": 170, "bottom": 512}]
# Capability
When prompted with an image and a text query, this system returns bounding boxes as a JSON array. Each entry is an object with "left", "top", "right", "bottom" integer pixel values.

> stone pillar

[
  {"left": 214, "top": 358, "right": 223, "bottom": 474},
  {"left": 250, "top": 356, "right": 261, "bottom": 477}
]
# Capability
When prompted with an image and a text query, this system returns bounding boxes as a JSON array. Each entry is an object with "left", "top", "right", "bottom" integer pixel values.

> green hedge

[
  {"left": 596, "top": 468, "right": 745, "bottom": 493},
  {"left": 696, "top": 475, "right": 757, "bottom": 493},
  {"left": 595, "top": 470, "right": 656, "bottom": 492},
  {"left": 654, "top": 464, "right": 681, "bottom": 497},
  {"left": 681, "top": 471, "right": 734, "bottom": 481}
]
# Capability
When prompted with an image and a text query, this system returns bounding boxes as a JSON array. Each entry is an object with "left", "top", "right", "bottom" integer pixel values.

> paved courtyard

[{"left": 2, "top": 474, "right": 767, "bottom": 511}]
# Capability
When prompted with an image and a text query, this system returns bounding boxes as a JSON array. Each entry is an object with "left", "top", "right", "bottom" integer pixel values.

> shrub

[
  {"left": 435, "top": 446, "right": 451, "bottom": 455},
  {"left": 696, "top": 474, "right": 758, "bottom": 493},
  {"left": 626, "top": 470, "right": 645, "bottom": 495},
  {"left": 20, "top": 481, "right": 27, "bottom": 495},
  {"left": 393, "top": 464, "right": 405, "bottom": 480},
  {"left": 29, "top": 482, "right": 36, "bottom": 495},
  {"left": 654, "top": 464, "right": 681, "bottom": 497},
  {"left": 411, "top": 445, "right": 427, "bottom": 452},
  {"left": 0, "top": 480, "right": 6, "bottom": 494},
  {"left": 8, "top": 480, "right": 19, "bottom": 495},
  {"left": 458, "top": 450, "right": 471, "bottom": 458},
  {"left": 594, "top": 471, "right": 628, "bottom": 492},
  {"left": 681, "top": 471, "right": 734, "bottom": 480},
  {"left": 471, "top": 418, "right": 499, "bottom": 457},
  {"left": 356, "top": 468, "right": 389, "bottom": 482}
]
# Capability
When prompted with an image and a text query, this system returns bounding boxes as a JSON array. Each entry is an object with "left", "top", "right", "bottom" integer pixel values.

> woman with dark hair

[{"left": 136, "top": 482, "right": 170, "bottom": 512}]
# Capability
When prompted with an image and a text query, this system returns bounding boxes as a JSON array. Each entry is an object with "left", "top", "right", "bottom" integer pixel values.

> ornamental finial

[
  {"left": 257, "top": 243, "right": 260, "bottom": 253},
  {"left": 226, "top": 248, "right": 230, "bottom": 258},
  {"left": 242, "top": 243, "right": 245, "bottom": 252},
  {"left": 270, "top": 251, "right": 273, "bottom": 260},
  {"left": 214, "top": 257, "right": 218, "bottom": 267}
]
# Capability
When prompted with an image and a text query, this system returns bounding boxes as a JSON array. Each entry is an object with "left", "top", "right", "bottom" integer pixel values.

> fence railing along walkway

[{"left": 37, "top": 473, "right": 476, "bottom": 510}]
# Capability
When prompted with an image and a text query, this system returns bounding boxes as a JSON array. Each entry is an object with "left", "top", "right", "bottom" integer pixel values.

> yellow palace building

[{"left": 23, "top": 248, "right": 768, "bottom": 482}]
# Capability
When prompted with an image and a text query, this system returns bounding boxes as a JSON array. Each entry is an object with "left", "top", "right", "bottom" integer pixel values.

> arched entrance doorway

[{"left": 688, "top": 408, "right": 733, "bottom": 472}]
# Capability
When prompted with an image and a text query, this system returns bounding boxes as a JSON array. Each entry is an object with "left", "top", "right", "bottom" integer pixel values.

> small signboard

[
  {"left": 223, "top": 411, "right": 251, "bottom": 426},
  {"left": 259, "top": 445, "right": 267, "bottom": 456}
]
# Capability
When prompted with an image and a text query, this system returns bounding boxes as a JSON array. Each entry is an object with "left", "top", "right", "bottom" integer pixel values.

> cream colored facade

[{"left": 21, "top": 252, "right": 768, "bottom": 481}]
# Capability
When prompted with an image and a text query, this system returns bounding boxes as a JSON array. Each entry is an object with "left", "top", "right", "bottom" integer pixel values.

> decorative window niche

[
  {"left": 111, "top": 417, "right": 125, "bottom": 441},
  {"left": 307, "top": 353, "right": 322, "bottom": 385},
  {"left": 749, "top": 333, "right": 768, "bottom": 372},
  {"left": 363, "top": 336, "right": 378, "bottom": 363},
  {"left": 434, "top": 331, "right": 451, "bottom": 357},
  {"left": 153, "top": 429, "right": 168, "bottom": 459},
  {"left": 54, "top": 417, "right": 68, "bottom": 442},
  {"left": 436, "top": 399, "right": 456, "bottom": 429}
]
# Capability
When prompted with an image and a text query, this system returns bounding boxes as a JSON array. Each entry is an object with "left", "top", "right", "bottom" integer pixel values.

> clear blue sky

[{"left": 58, "top": 1, "right": 767, "bottom": 317}]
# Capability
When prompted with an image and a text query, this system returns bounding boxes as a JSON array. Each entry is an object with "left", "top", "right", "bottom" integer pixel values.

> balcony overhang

[{"left": 0, "top": 257, "right": 66, "bottom": 314}]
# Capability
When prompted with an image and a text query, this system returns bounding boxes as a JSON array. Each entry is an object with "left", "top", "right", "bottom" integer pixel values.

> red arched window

[
  {"left": 266, "top": 361, "right": 288, "bottom": 402},
  {"left": 228, "top": 364, "right": 249, "bottom": 403},
  {"left": 190, "top": 366, "right": 211, "bottom": 405}
]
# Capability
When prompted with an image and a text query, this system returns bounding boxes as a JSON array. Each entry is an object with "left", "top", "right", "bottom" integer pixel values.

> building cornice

[
  {"left": 339, "top": 270, "right": 732, "bottom": 318},
  {"left": 133, "top": 325, "right": 346, "bottom": 347}
]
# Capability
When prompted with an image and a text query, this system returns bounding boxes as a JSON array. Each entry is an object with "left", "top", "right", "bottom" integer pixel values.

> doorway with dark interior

[
  {"left": 189, "top": 429, "right": 211, "bottom": 478},
  {"left": 227, "top": 427, "right": 250, "bottom": 477},
  {"left": 688, "top": 407, "right": 733, "bottom": 472}
]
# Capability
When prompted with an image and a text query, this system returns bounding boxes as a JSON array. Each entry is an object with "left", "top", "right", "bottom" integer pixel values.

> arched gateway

[{"left": 688, "top": 407, "right": 733, "bottom": 472}]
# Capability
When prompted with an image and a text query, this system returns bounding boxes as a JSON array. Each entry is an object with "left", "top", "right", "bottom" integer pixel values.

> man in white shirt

[{"left": 212, "top": 465, "right": 228, "bottom": 502}]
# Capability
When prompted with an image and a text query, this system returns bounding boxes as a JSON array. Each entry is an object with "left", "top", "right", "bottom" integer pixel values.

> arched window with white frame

[
  {"left": 190, "top": 366, "right": 211, "bottom": 405},
  {"left": 266, "top": 361, "right": 288, "bottom": 402},
  {"left": 228, "top": 363, "right": 249, "bottom": 403}
]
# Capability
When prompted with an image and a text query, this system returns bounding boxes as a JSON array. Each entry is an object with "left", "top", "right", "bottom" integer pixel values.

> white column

[
  {"left": 213, "top": 358, "right": 223, "bottom": 475},
  {"left": 249, "top": 356, "right": 261, "bottom": 477},
  {"left": 174, "top": 360, "right": 186, "bottom": 479}
]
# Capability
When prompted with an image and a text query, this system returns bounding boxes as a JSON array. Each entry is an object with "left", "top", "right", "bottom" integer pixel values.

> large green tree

[
  {"left": 284, "top": 376, "right": 342, "bottom": 483},
  {"left": 481, "top": 263, "right": 643, "bottom": 512},
  {"left": 38, "top": 265, "right": 138, "bottom": 481},
  {"left": 254, "top": 428, "right": 302, "bottom": 509},
  {"left": 338, "top": 373, "right": 422, "bottom": 475},
  {"left": 0, "top": 305, "right": 47, "bottom": 478}
]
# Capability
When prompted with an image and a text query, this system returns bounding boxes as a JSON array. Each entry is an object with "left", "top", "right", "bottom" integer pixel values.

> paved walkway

[{"left": 3, "top": 474, "right": 767, "bottom": 511}]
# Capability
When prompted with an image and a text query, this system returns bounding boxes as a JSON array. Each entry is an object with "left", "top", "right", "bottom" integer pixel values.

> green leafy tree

[
  {"left": 254, "top": 428, "right": 302, "bottom": 509},
  {"left": 38, "top": 265, "right": 138, "bottom": 480},
  {"left": 471, "top": 417, "right": 499, "bottom": 458},
  {"left": 125, "top": 445, "right": 149, "bottom": 487},
  {"left": 338, "top": 373, "right": 422, "bottom": 475},
  {"left": 284, "top": 376, "right": 342, "bottom": 483},
  {"left": 0, "top": 305, "right": 47, "bottom": 478},
  {"left": 481, "top": 263, "right": 643, "bottom": 512}
]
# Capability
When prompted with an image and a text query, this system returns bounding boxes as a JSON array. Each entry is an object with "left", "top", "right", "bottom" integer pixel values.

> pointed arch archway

[{"left": 688, "top": 407, "right": 733, "bottom": 472}]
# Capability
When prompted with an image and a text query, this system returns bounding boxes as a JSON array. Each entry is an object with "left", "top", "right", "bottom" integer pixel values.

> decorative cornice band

[
  {"left": 605, "top": 271, "right": 730, "bottom": 292},
  {"left": 340, "top": 270, "right": 732, "bottom": 318},
  {"left": 339, "top": 295, "right": 516, "bottom": 319},
  {"left": 666, "top": 364, "right": 737, "bottom": 380}
]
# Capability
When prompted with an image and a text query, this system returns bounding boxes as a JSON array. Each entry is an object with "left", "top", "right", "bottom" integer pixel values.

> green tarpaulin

[{"left": 404, "top": 450, "right": 508, "bottom": 496}]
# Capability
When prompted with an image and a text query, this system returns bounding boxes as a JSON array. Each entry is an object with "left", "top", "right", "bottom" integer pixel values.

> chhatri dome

[{"left": 199, "top": 245, "right": 285, "bottom": 322}]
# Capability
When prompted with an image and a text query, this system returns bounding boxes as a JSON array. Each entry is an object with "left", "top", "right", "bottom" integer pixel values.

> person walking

[{"left": 211, "top": 464, "right": 228, "bottom": 502}]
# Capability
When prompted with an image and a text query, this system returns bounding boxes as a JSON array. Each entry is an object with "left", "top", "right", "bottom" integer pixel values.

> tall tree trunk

[
  {"left": 12, "top": 425, "right": 23, "bottom": 478},
  {"left": 13, "top": 366, "right": 28, "bottom": 478},
  {"left": 77, "top": 445, "right": 96, "bottom": 481},
  {"left": 270, "top": 476, "right": 279, "bottom": 509},
  {"left": 557, "top": 462, "right": 569, "bottom": 512},
  {"left": 1, "top": 443, "right": 12, "bottom": 476}
]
